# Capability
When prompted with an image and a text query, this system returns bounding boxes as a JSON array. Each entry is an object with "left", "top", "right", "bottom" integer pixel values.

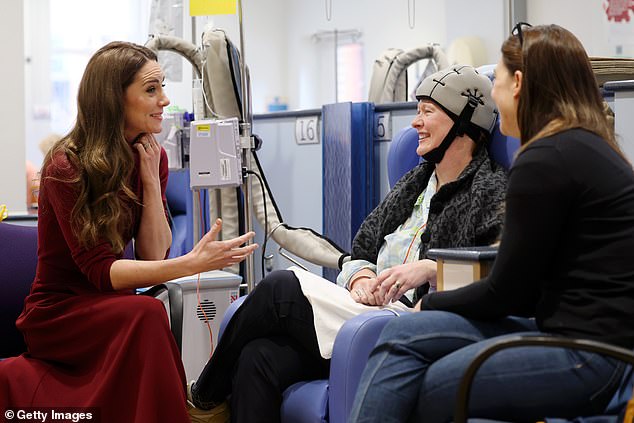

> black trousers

[{"left": 192, "top": 270, "right": 330, "bottom": 423}]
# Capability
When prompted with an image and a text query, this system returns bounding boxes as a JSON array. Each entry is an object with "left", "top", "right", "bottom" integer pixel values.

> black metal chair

[{"left": 454, "top": 336, "right": 634, "bottom": 423}]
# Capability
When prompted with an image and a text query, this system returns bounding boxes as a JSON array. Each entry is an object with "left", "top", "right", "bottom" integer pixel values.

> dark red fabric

[{"left": 1, "top": 146, "right": 188, "bottom": 422}]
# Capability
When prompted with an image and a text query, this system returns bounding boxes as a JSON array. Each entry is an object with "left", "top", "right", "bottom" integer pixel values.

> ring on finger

[{"left": 394, "top": 281, "right": 401, "bottom": 290}]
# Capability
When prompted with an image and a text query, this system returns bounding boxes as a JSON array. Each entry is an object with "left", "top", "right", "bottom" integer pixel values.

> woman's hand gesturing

[{"left": 189, "top": 219, "right": 258, "bottom": 273}]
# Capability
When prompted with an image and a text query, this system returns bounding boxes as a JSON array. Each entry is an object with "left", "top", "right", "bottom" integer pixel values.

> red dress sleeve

[{"left": 41, "top": 153, "right": 119, "bottom": 291}]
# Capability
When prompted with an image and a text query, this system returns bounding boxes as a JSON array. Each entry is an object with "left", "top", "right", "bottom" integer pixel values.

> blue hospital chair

[
  {"left": 166, "top": 168, "right": 195, "bottom": 258},
  {"left": 218, "top": 296, "right": 397, "bottom": 423},
  {"left": 0, "top": 222, "right": 37, "bottom": 358},
  {"left": 0, "top": 169, "right": 198, "bottom": 360},
  {"left": 0, "top": 221, "right": 180, "bottom": 359}
]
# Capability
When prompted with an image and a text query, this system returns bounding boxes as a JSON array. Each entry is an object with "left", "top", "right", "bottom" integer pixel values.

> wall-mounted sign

[{"left": 295, "top": 116, "right": 320, "bottom": 144}]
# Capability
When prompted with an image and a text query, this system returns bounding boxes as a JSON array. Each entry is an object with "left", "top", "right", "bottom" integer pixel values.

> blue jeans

[{"left": 348, "top": 311, "right": 625, "bottom": 423}]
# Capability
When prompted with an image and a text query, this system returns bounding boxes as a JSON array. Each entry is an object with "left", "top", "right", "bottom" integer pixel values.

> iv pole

[
  {"left": 192, "top": 0, "right": 256, "bottom": 293},
  {"left": 237, "top": 0, "right": 256, "bottom": 293},
  {"left": 189, "top": 0, "right": 255, "bottom": 292},
  {"left": 191, "top": 16, "right": 201, "bottom": 250}
]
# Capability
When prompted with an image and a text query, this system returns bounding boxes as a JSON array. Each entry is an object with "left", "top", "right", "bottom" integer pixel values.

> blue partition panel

[{"left": 322, "top": 102, "right": 376, "bottom": 281}]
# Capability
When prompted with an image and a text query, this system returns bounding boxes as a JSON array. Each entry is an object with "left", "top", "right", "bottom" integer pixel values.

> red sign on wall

[{"left": 605, "top": 0, "right": 634, "bottom": 22}]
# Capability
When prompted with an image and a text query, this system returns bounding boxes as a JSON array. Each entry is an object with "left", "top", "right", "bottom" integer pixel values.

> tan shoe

[
  {"left": 187, "top": 381, "right": 230, "bottom": 423},
  {"left": 187, "top": 401, "right": 230, "bottom": 423}
]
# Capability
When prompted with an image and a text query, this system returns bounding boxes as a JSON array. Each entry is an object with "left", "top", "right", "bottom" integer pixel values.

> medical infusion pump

[{"left": 189, "top": 117, "right": 242, "bottom": 189}]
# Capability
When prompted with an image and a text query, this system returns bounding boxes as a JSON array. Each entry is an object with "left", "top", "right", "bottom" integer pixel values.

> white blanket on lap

[{"left": 288, "top": 266, "right": 413, "bottom": 359}]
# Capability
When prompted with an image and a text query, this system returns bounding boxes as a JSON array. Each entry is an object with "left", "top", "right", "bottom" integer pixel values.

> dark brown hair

[
  {"left": 44, "top": 41, "right": 158, "bottom": 253},
  {"left": 501, "top": 24, "right": 620, "bottom": 155}
]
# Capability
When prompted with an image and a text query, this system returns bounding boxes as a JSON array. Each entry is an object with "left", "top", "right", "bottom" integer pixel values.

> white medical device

[
  {"left": 189, "top": 118, "right": 242, "bottom": 189},
  {"left": 156, "top": 270, "right": 242, "bottom": 382}
]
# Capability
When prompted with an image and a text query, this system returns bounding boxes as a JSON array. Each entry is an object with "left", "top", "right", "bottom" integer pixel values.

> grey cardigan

[{"left": 351, "top": 145, "right": 507, "bottom": 296}]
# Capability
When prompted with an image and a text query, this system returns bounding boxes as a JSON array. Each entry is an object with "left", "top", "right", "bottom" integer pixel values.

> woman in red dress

[{"left": 0, "top": 41, "right": 255, "bottom": 423}]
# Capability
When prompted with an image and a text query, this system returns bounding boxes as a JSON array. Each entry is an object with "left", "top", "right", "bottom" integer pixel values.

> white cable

[{"left": 200, "top": 58, "right": 222, "bottom": 119}]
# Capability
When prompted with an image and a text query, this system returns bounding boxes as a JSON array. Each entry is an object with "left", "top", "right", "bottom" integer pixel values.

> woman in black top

[{"left": 349, "top": 24, "right": 634, "bottom": 423}]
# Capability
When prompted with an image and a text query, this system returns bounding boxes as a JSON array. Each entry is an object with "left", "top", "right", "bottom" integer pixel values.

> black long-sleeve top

[{"left": 422, "top": 128, "right": 634, "bottom": 349}]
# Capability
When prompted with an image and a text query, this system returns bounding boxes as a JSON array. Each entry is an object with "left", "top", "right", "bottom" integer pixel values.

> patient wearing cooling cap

[{"left": 186, "top": 64, "right": 508, "bottom": 423}]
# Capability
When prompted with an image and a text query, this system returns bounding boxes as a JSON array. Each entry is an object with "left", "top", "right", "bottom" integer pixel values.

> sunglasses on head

[{"left": 512, "top": 22, "right": 533, "bottom": 46}]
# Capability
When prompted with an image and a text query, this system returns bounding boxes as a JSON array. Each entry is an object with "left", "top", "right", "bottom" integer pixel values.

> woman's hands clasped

[
  {"left": 189, "top": 218, "right": 258, "bottom": 273},
  {"left": 350, "top": 274, "right": 382, "bottom": 306},
  {"left": 377, "top": 259, "right": 437, "bottom": 305},
  {"left": 349, "top": 260, "right": 436, "bottom": 306}
]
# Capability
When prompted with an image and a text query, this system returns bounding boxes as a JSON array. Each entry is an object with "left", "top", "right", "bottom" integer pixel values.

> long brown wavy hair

[
  {"left": 44, "top": 41, "right": 158, "bottom": 253},
  {"left": 501, "top": 24, "right": 622, "bottom": 156}
]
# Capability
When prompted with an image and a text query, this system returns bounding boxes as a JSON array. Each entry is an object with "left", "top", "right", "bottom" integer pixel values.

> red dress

[{"left": 0, "top": 148, "right": 189, "bottom": 422}]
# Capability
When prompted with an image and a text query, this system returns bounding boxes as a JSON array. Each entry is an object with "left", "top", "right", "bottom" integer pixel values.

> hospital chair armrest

[
  {"left": 143, "top": 283, "right": 184, "bottom": 353},
  {"left": 426, "top": 246, "right": 498, "bottom": 262},
  {"left": 426, "top": 246, "right": 498, "bottom": 291},
  {"left": 218, "top": 295, "right": 246, "bottom": 340},
  {"left": 329, "top": 310, "right": 400, "bottom": 423}
]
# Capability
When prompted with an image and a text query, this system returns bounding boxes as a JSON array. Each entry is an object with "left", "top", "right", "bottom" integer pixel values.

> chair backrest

[
  {"left": 166, "top": 169, "right": 192, "bottom": 217},
  {"left": 0, "top": 222, "right": 38, "bottom": 357},
  {"left": 386, "top": 121, "right": 521, "bottom": 188},
  {"left": 488, "top": 121, "right": 521, "bottom": 170},
  {"left": 387, "top": 126, "right": 421, "bottom": 188},
  {"left": 165, "top": 168, "right": 194, "bottom": 258},
  {"left": 476, "top": 63, "right": 522, "bottom": 170}
]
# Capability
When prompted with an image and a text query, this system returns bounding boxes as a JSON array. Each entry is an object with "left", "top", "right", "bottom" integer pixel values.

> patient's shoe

[
  {"left": 187, "top": 381, "right": 230, "bottom": 423},
  {"left": 187, "top": 402, "right": 230, "bottom": 423}
]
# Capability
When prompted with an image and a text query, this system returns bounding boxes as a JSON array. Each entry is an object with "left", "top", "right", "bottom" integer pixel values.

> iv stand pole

[
  {"left": 191, "top": 16, "right": 202, "bottom": 247},
  {"left": 237, "top": 0, "right": 256, "bottom": 293}
]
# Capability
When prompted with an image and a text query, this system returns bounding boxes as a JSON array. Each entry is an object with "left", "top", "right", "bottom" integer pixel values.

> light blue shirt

[{"left": 337, "top": 172, "right": 437, "bottom": 300}]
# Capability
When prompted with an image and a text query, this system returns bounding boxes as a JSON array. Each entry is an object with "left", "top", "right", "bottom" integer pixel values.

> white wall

[
  {"left": 24, "top": 0, "right": 52, "bottom": 167},
  {"left": 1, "top": 1, "right": 26, "bottom": 213},
  {"left": 6, "top": 0, "right": 634, "bottom": 211},
  {"left": 286, "top": 0, "right": 449, "bottom": 109},
  {"left": 167, "top": 0, "right": 289, "bottom": 115},
  {"left": 171, "top": 0, "right": 456, "bottom": 111},
  {"left": 229, "top": 0, "right": 507, "bottom": 110},
  {"left": 446, "top": 0, "right": 507, "bottom": 64},
  {"left": 528, "top": 0, "right": 634, "bottom": 57}
]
